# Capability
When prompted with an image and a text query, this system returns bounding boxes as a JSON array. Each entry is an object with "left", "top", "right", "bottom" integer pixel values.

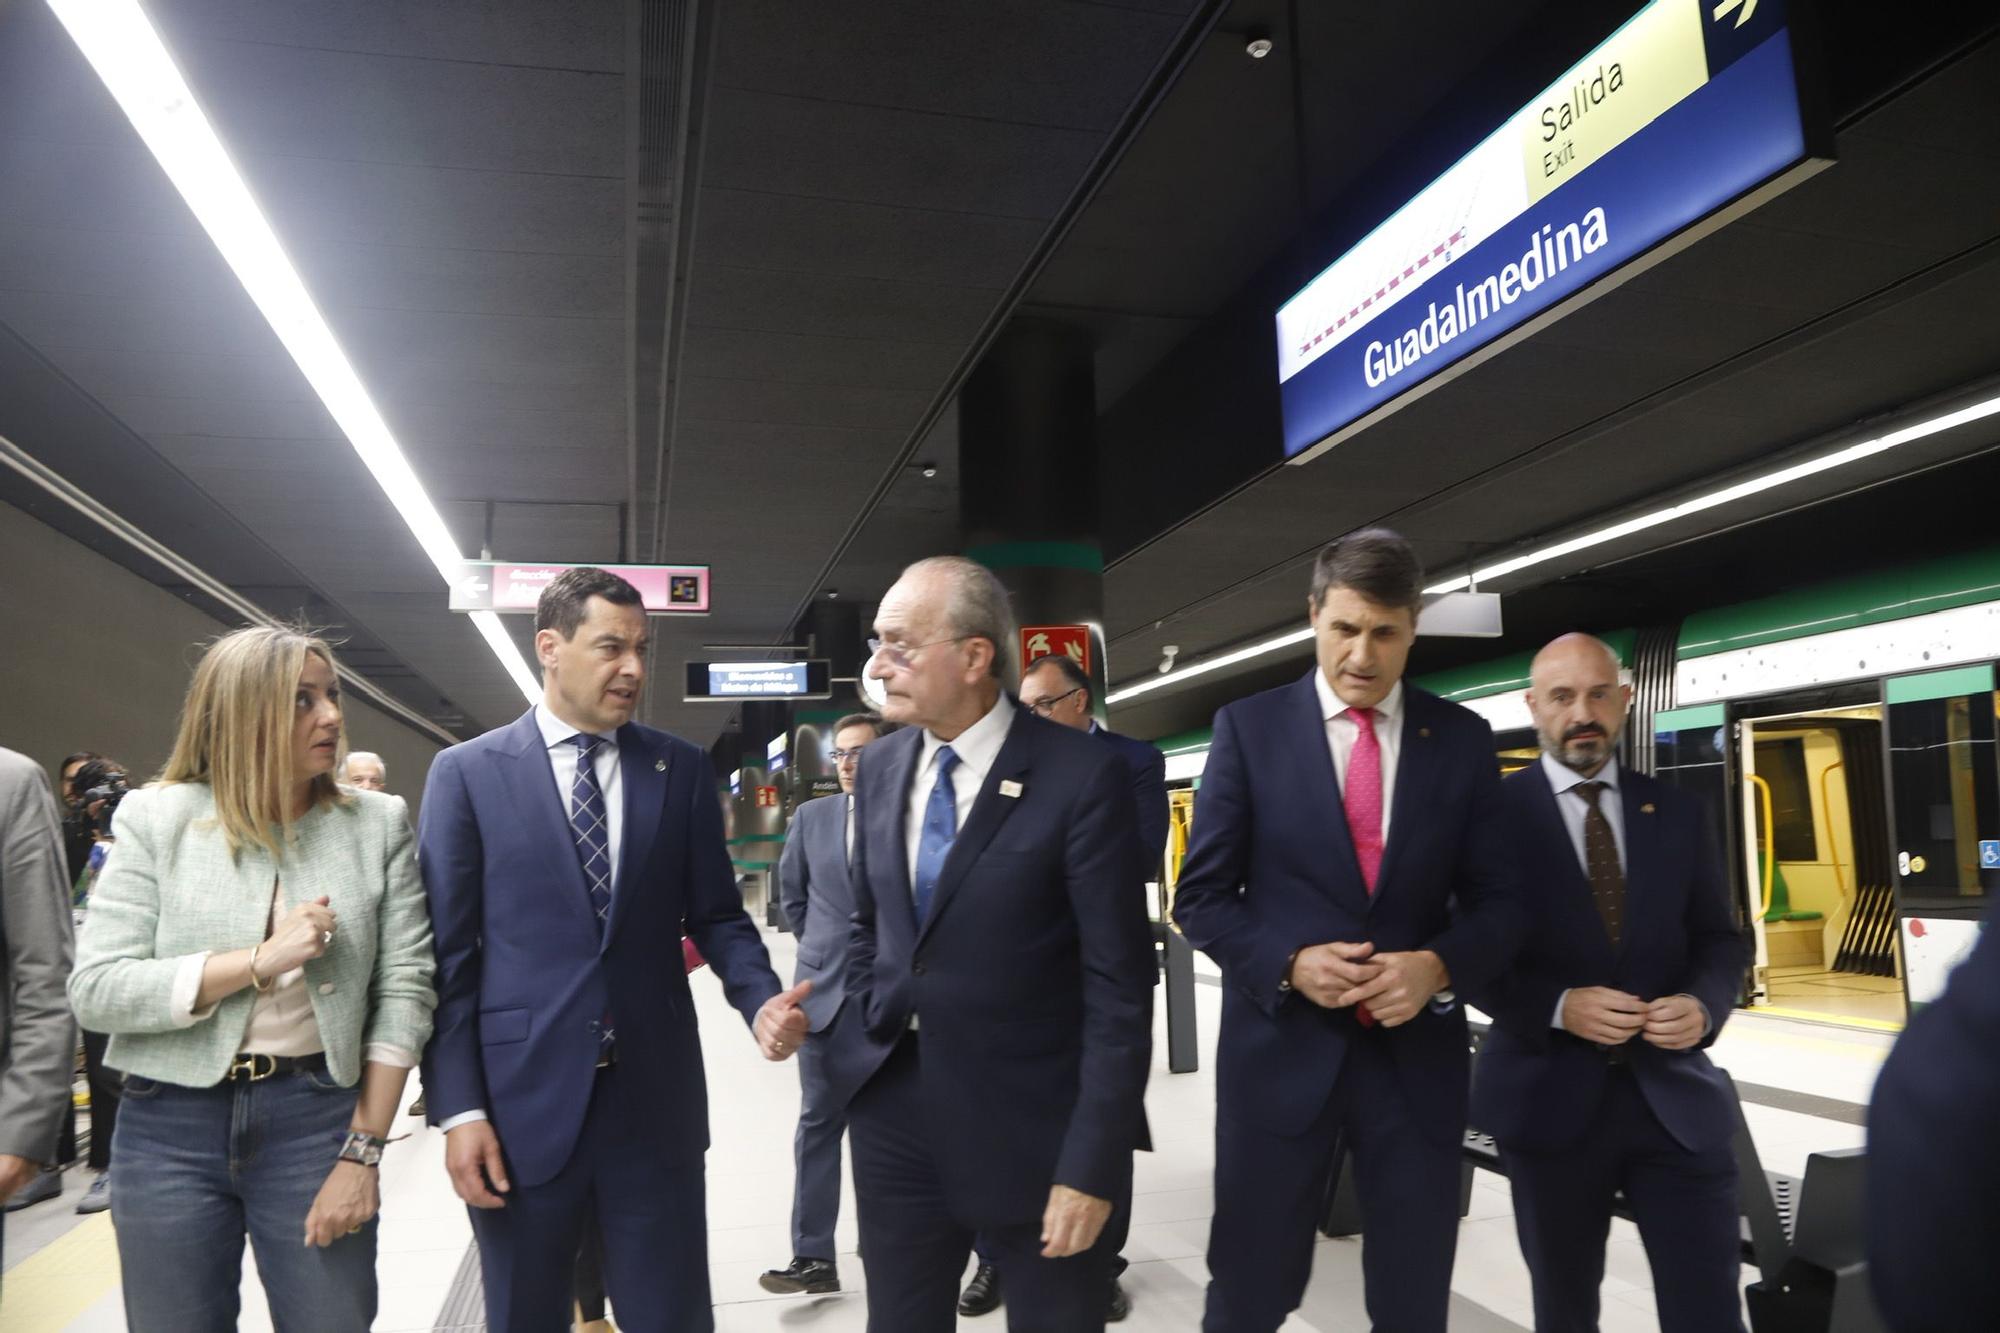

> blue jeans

[{"left": 111, "top": 1065, "right": 376, "bottom": 1333}]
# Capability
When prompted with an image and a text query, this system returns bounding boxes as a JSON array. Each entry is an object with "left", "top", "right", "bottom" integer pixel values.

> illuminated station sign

[{"left": 1277, "top": 0, "right": 1827, "bottom": 463}]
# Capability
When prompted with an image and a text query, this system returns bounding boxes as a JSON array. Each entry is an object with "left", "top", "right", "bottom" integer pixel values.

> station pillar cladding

[{"left": 958, "top": 318, "right": 1108, "bottom": 712}]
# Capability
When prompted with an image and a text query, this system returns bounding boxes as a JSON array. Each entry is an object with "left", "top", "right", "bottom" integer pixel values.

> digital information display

[
  {"left": 449, "top": 561, "right": 710, "bottom": 614},
  {"left": 1276, "top": 0, "right": 1826, "bottom": 463},
  {"left": 684, "top": 660, "right": 831, "bottom": 702}
]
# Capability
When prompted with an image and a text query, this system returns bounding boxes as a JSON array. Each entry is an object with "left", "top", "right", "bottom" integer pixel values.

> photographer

[{"left": 69, "top": 756, "right": 129, "bottom": 1215}]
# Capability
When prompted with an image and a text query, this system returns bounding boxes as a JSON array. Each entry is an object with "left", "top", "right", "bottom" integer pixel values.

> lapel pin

[
  {"left": 655, "top": 758, "right": 666, "bottom": 771},
  {"left": 1419, "top": 727, "right": 1431, "bottom": 738},
  {"left": 999, "top": 780, "right": 1024, "bottom": 799},
  {"left": 1640, "top": 803, "right": 1655, "bottom": 814}
]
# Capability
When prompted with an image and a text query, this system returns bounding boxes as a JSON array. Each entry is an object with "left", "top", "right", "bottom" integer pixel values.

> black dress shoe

[
  {"left": 1107, "top": 1276, "right": 1131, "bottom": 1322},
  {"left": 759, "top": 1257, "right": 840, "bottom": 1295},
  {"left": 958, "top": 1263, "right": 1001, "bottom": 1317}
]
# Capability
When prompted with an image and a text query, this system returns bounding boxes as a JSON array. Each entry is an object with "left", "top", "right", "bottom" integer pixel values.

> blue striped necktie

[
  {"left": 569, "top": 734, "right": 613, "bottom": 935},
  {"left": 912, "top": 746, "right": 960, "bottom": 926}
]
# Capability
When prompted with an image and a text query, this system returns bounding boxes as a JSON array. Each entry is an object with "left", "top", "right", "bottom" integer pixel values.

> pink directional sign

[{"left": 449, "top": 561, "right": 710, "bottom": 615}]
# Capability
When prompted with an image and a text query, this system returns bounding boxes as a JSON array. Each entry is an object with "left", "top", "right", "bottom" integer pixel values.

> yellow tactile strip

[{"left": 1, "top": 1213, "right": 122, "bottom": 1328}]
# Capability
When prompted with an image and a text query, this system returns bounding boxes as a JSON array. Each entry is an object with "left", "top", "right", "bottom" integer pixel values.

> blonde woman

[{"left": 70, "top": 626, "right": 436, "bottom": 1332}]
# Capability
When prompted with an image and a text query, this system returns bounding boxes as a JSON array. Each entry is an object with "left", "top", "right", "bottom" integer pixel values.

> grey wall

[{"left": 0, "top": 500, "right": 443, "bottom": 820}]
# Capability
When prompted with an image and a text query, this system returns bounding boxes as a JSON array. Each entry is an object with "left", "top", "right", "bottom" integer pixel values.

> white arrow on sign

[{"left": 1712, "top": 0, "right": 1757, "bottom": 29}]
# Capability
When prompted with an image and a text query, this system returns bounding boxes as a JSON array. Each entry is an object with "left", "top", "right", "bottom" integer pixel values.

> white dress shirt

[
  {"left": 438, "top": 704, "right": 625, "bottom": 1133},
  {"left": 1541, "top": 751, "right": 1627, "bottom": 876},
  {"left": 905, "top": 692, "right": 1015, "bottom": 896},
  {"left": 1314, "top": 672, "right": 1404, "bottom": 842}
]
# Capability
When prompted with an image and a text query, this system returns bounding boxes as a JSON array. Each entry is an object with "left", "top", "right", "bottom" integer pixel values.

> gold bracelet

[{"left": 248, "top": 943, "right": 276, "bottom": 994}]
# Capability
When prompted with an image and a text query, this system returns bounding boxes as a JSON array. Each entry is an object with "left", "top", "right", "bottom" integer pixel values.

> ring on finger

[{"left": 321, "top": 929, "right": 335, "bottom": 947}]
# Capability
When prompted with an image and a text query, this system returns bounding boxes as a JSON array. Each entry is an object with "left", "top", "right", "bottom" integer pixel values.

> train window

[
  {"left": 1885, "top": 690, "right": 1999, "bottom": 908},
  {"left": 1754, "top": 738, "right": 1819, "bottom": 862}
]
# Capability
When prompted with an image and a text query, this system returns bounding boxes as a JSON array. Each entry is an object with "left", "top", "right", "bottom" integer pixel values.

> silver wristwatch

[{"left": 337, "top": 1131, "right": 387, "bottom": 1168}]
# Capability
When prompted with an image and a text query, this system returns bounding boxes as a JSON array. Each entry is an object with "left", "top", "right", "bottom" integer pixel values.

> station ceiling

[{"left": 0, "top": 1, "right": 1994, "bottom": 751}]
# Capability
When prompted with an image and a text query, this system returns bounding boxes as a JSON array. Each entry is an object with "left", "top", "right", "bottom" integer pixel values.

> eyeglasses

[
  {"left": 866, "top": 635, "right": 971, "bottom": 670},
  {"left": 1025, "top": 687, "right": 1084, "bottom": 718},
  {"left": 829, "top": 748, "right": 866, "bottom": 763}
]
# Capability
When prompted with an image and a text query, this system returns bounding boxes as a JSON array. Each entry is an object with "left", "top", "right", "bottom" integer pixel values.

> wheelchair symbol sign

[{"left": 1980, "top": 840, "right": 2000, "bottom": 870}]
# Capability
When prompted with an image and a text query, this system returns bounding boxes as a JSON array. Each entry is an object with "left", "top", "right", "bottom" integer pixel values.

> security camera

[
  {"left": 1158, "top": 645, "right": 1180, "bottom": 675},
  {"left": 1245, "top": 34, "right": 1273, "bottom": 59}
]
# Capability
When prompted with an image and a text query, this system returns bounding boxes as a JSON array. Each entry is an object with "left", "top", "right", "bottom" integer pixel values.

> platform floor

[{"left": 3, "top": 930, "right": 1886, "bottom": 1331}]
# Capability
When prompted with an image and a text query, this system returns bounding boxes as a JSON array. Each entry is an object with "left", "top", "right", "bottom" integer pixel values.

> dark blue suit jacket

[
  {"left": 1173, "top": 673, "right": 1523, "bottom": 1145},
  {"left": 1096, "top": 725, "right": 1168, "bottom": 867},
  {"left": 1869, "top": 907, "right": 2000, "bottom": 1331},
  {"left": 847, "top": 707, "right": 1155, "bottom": 1224},
  {"left": 418, "top": 710, "right": 781, "bottom": 1187},
  {"left": 1469, "top": 762, "right": 1747, "bottom": 1155}
]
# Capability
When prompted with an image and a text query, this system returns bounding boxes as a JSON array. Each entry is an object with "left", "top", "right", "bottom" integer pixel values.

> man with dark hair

[
  {"left": 1174, "top": 527, "right": 1522, "bottom": 1332},
  {"left": 844, "top": 555, "right": 1154, "bottom": 1330},
  {"left": 1472, "top": 634, "right": 1747, "bottom": 1332},
  {"left": 420, "top": 565, "right": 810, "bottom": 1331},
  {"left": 762, "top": 711, "right": 893, "bottom": 1297},
  {"left": 0, "top": 745, "right": 76, "bottom": 1275}
]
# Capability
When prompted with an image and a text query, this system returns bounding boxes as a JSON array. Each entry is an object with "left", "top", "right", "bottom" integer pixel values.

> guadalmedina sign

[{"left": 1276, "top": 0, "right": 1828, "bottom": 463}]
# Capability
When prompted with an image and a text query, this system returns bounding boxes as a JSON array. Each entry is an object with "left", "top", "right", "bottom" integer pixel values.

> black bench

[{"left": 1316, "top": 1032, "right": 1879, "bottom": 1332}]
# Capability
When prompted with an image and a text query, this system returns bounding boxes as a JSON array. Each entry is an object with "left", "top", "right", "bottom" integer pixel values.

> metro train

[{"left": 1156, "top": 543, "right": 2000, "bottom": 1031}]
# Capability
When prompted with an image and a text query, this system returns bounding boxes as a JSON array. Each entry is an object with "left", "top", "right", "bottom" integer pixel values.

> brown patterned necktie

[{"left": 1574, "top": 781, "right": 1625, "bottom": 948}]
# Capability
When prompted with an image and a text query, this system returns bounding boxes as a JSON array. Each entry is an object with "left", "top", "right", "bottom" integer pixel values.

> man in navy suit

[
  {"left": 761, "top": 711, "right": 893, "bottom": 1297},
  {"left": 950, "top": 650, "right": 1168, "bottom": 1322},
  {"left": 419, "top": 567, "right": 810, "bottom": 1332},
  {"left": 846, "top": 555, "right": 1155, "bottom": 1332},
  {"left": 1173, "top": 528, "right": 1523, "bottom": 1333},
  {"left": 1469, "top": 633, "right": 1748, "bottom": 1332},
  {"left": 1869, "top": 902, "right": 2000, "bottom": 1331}
]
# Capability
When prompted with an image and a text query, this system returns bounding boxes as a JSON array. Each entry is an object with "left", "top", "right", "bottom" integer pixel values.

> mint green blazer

[{"left": 69, "top": 782, "right": 436, "bottom": 1088}]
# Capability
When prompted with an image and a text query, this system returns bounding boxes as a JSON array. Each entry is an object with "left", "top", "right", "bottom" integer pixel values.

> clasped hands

[
  {"left": 1286, "top": 942, "right": 1446, "bottom": 1027},
  {"left": 1562, "top": 987, "right": 1706, "bottom": 1050}
]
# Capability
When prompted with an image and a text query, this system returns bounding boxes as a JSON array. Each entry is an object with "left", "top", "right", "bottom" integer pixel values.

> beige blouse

[{"left": 169, "top": 876, "right": 415, "bottom": 1067}]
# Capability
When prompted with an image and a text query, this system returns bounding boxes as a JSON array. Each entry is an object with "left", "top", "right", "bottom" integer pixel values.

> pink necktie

[
  {"left": 1345, "top": 707, "right": 1383, "bottom": 895},
  {"left": 1345, "top": 707, "right": 1383, "bottom": 1029}
]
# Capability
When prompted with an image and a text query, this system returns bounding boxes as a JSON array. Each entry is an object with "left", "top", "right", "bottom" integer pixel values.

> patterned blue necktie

[
  {"left": 912, "top": 746, "right": 961, "bottom": 927},
  {"left": 569, "top": 734, "right": 613, "bottom": 936}
]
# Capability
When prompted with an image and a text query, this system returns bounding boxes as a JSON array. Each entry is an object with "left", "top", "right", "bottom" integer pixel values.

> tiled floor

[{"left": 3, "top": 929, "right": 1885, "bottom": 1331}]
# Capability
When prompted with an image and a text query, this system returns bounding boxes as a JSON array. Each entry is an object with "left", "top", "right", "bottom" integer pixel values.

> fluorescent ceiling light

[
  {"left": 1107, "top": 627, "right": 1312, "bottom": 704},
  {"left": 48, "top": 0, "right": 540, "bottom": 706},
  {"left": 1109, "top": 389, "right": 2000, "bottom": 706}
]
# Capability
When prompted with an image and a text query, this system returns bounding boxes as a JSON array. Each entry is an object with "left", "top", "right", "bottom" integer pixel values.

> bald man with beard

[{"left": 1469, "top": 634, "right": 1749, "bottom": 1332}]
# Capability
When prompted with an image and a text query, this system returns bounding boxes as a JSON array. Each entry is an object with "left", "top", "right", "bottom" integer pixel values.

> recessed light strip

[
  {"left": 48, "top": 0, "right": 540, "bottom": 706},
  {"left": 1108, "top": 389, "right": 2000, "bottom": 707},
  {"left": 1424, "top": 393, "right": 2000, "bottom": 595}
]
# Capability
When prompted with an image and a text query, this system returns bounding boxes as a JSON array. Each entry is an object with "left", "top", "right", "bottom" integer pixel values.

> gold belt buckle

[{"left": 230, "top": 1053, "right": 278, "bottom": 1082}]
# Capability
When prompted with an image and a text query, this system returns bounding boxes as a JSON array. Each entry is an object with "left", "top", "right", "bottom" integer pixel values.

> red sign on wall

[
  {"left": 1020, "top": 626, "right": 1090, "bottom": 675},
  {"left": 755, "top": 786, "right": 779, "bottom": 809}
]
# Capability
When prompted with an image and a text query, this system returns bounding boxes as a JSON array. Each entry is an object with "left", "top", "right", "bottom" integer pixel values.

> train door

[
  {"left": 1881, "top": 664, "right": 1999, "bottom": 1012},
  {"left": 1652, "top": 704, "right": 1748, "bottom": 995},
  {"left": 1736, "top": 706, "right": 1901, "bottom": 1028}
]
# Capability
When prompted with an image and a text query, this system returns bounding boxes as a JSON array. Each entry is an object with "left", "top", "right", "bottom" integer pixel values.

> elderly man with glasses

[
  {"left": 954, "top": 651, "right": 1168, "bottom": 1322},
  {"left": 841, "top": 555, "right": 1155, "bottom": 1332}
]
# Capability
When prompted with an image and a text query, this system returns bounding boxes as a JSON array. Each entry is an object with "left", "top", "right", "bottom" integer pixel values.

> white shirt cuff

[
  {"left": 436, "top": 1109, "right": 489, "bottom": 1132},
  {"left": 363, "top": 1044, "right": 418, "bottom": 1069},
  {"left": 1551, "top": 988, "right": 1570, "bottom": 1029},
  {"left": 170, "top": 952, "right": 221, "bottom": 1027}
]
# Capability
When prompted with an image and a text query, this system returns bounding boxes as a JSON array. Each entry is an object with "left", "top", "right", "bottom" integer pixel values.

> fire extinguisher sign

[{"left": 1020, "top": 626, "right": 1090, "bottom": 675}]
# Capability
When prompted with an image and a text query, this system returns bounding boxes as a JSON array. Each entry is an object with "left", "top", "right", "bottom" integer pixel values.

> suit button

[
  {"left": 317, "top": 983, "right": 336, "bottom": 995},
  {"left": 912, "top": 963, "right": 927, "bottom": 977},
  {"left": 587, "top": 1019, "right": 601, "bottom": 1033}
]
